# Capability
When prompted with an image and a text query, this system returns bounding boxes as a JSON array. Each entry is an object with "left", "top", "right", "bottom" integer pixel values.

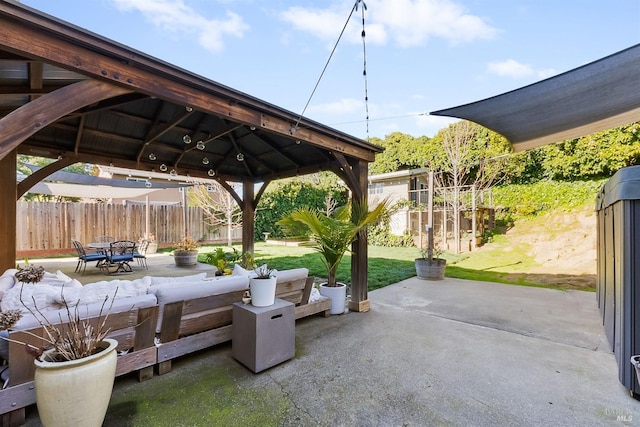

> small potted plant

[
  {"left": 173, "top": 236, "right": 199, "bottom": 266},
  {"left": 415, "top": 225, "right": 446, "bottom": 280},
  {"left": 249, "top": 264, "right": 276, "bottom": 307},
  {"left": 204, "top": 247, "right": 241, "bottom": 276},
  {"left": 1, "top": 265, "right": 118, "bottom": 426}
]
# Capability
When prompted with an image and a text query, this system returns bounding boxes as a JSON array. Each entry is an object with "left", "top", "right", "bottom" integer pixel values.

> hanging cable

[
  {"left": 357, "top": 1, "right": 370, "bottom": 141},
  {"left": 291, "top": 1, "right": 367, "bottom": 135}
]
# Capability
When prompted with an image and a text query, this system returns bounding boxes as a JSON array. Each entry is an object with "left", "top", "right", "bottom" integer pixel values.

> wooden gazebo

[{"left": 0, "top": 2, "right": 382, "bottom": 312}]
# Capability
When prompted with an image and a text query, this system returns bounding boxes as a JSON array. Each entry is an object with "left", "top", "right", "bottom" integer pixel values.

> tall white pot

[
  {"left": 319, "top": 283, "right": 347, "bottom": 315},
  {"left": 34, "top": 338, "right": 118, "bottom": 427},
  {"left": 250, "top": 277, "right": 277, "bottom": 307}
]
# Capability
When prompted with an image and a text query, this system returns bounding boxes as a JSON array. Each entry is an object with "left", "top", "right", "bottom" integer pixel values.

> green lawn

[
  {"left": 196, "top": 241, "right": 583, "bottom": 292},
  {"left": 198, "top": 243, "right": 420, "bottom": 291}
]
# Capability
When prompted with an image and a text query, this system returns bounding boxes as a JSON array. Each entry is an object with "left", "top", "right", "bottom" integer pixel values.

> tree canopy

[{"left": 369, "top": 121, "right": 640, "bottom": 184}]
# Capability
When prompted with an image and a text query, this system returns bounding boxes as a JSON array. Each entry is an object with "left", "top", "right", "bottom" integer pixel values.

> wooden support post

[
  {"left": 349, "top": 160, "right": 370, "bottom": 313},
  {"left": 242, "top": 180, "right": 255, "bottom": 257},
  {"left": 0, "top": 149, "right": 16, "bottom": 273}
]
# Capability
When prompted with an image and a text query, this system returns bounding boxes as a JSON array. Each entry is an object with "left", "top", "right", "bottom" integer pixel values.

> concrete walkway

[{"left": 20, "top": 258, "right": 640, "bottom": 426}]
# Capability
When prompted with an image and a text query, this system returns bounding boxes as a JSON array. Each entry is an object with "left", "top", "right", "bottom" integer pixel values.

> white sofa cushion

[
  {"left": 274, "top": 268, "right": 309, "bottom": 284},
  {"left": 0, "top": 283, "right": 64, "bottom": 313},
  {"left": 13, "top": 293, "right": 158, "bottom": 330},
  {"left": 0, "top": 275, "right": 14, "bottom": 302},
  {"left": 150, "top": 273, "right": 207, "bottom": 286},
  {"left": 56, "top": 276, "right": 153, "bottom": 306}
]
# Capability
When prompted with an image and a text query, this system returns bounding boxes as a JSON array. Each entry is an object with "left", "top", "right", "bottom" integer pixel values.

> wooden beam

[
  {"left": 0, "top": 79, "right": 131, "bottom": 161},
  {"left": 0, "top": 13, "right": 378, "bottom": 162},
  {"left": 136, "top": 106, "right": 193, "bottom": 163},
  {"left": 332, "top": 153, "right": 363, "bottom": 200},
  {"left": 17, "top": 157, "right": 76, "bottom": 198}
]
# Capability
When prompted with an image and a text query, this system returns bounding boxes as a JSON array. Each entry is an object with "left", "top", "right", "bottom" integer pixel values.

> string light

[
  {"left": 202, "top": 157, "right": 209, "bottom": 165},
  {"left": 160, "top": 164, "right": 167, "bottom": 172},
  {"left": 148, "top": 153, "right": 157, "bottom": 160},
  {"left": 183, "top": 135, "right": 192, "bottom": 144},
  {"left": 208, "top": 169, "right": 215, "bottom": 176}
]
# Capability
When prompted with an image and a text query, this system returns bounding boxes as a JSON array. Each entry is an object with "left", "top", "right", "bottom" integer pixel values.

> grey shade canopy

[{"left": 431, "top": 43, "right": 640, "bottom": 152}]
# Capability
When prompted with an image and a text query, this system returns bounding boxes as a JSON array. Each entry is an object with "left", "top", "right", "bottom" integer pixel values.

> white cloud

[
  {"left": 487, "top": 59, "right": 557, "bottom": 79},
  {"left": 111, "top": 0, "right": 248, "bottom": 53},
  {"left": 278, "top": 0, "right": 497, "bottom": 47},
  {"left": 415, "top": 113, "right": 456, "bottom": 136}
]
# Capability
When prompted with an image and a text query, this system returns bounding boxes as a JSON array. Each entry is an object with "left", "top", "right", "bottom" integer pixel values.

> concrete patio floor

[{"left": 20, "top": 255, "right": 640, "bottom": 426}]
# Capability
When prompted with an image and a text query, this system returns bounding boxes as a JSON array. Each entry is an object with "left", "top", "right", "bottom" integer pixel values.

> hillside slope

[{"left": 452, "top": 205, "right": 598, "bottom": 290}]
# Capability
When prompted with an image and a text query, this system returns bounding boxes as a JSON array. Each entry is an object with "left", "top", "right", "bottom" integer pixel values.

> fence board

[{"left": 16, "top": 202, "right": 240, "bottom": 253}]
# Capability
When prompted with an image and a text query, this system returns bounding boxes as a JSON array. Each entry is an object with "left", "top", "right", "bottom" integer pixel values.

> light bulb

[
  {"left": 208, "top": 169, "right": 215, "bottom": 177},
  {"left": 236, "top": 153, "right": 244, "bottom": 162},
  {"left": 160, "top": 164, "right": 168, "bottom": 172},
  {"left": 148, "top": 153, "right": 157, "bottom": 161},
  {"left": 183, "top": 135, "right": 192, "bottom": 144},
  {"left": 196, "top": 141, "right": 205, "bottom": 150},
  {"left": 202, "top": 157, "right": 209, "bottom": 165},
  {"left": 170, "top": 169, "right": 177, "bottom": 176}
]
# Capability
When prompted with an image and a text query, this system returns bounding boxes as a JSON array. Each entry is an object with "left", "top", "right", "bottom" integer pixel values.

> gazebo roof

[
  {"left": 0, "top": 1, "right": 382, "bottom": 184},
  {"left": 431, "top": 43, "right": 640, "bottom": 152}
]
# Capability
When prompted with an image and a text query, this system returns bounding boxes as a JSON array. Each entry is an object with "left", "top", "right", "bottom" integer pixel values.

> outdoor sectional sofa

[{"left": 0, "top": 267, "right": 331, "bottom": 427}]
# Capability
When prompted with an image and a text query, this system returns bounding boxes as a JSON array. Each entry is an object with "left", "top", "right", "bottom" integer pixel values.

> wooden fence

[{"left": 16, "top": 202, "right": 240, "bottom": 255}]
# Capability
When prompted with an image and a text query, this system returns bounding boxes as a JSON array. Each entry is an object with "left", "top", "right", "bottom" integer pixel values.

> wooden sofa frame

[
  {"left": 0, "top": 273, "right": 331, "bottom": 426},
  {"left": 0, "top": 305, "right": 158, "bottom": 427},
  {"left": 156, "top": 276, "right": 331, "bottom": 375}
]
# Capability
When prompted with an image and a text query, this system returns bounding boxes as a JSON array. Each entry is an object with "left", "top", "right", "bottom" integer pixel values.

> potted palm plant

[
  {"left": 277, "top": 198, "right": 391, "bottom": 315},
  {"left": 173, "top": 236, "right": 199, "bottom": 266},
  {"left": 1, "top": 265, "right": 118, "bottom": 427}
]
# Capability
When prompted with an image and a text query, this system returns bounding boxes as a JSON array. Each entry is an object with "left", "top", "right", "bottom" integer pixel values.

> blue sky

[{"left": 21, "top": 0, "right": 640, "bottom": 141}]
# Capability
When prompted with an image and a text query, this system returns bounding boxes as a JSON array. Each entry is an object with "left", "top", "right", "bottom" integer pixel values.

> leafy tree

[
  {"left": 255, "top": 178, "right": 347, "bottom": 240},
  {"left": 189, "top": 182, "right": 242, "bottom": 247}
]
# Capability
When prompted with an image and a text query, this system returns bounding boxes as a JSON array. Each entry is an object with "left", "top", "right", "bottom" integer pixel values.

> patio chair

[
  {"left": 106, "top": 240, "right": 135, "bottom": 274},
  {"left": 134, "top": 238, "right": 150, "bottom": 269},
  {"left": 71, "top": 239, "right": 107, "bottom": 274}
]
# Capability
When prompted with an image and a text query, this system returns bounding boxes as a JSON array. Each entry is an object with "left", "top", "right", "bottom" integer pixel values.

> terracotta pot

[
  {"left": 319, "top": 282, "right": 347, "bottom": 315},
  {"left": 415, "top": 258, "right": 446, "bottom": 280},
  {"left": 249, "top": 277, "right": 277, "bottom": 307},
  {"left": 34, "top": 338, "right": 118, "bottom": 427}
]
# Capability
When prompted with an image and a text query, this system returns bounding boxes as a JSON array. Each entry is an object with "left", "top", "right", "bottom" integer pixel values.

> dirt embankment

[{"left": 495, "top": 207, "right": 597, "bottom": 290}]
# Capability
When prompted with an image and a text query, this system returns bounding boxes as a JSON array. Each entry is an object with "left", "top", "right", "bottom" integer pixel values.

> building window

[{"left": 368, "top": 183, "right": 383, "bottom": 195}]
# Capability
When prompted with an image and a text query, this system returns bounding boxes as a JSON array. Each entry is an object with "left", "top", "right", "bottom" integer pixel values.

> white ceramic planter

[
  {"left": 34, "top": 338, "right": 118, "bottom": 427},
  {"left": 319, "top": 283, "right": 347, "bottom": 315},
  {"left": 250, "top": 277, "right": 277, "bottom": 307}
]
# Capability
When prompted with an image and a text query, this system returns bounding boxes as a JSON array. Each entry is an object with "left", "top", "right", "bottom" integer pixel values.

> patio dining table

[{"left": 86, "top": 241, "right": 137, "bottom": 274}]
